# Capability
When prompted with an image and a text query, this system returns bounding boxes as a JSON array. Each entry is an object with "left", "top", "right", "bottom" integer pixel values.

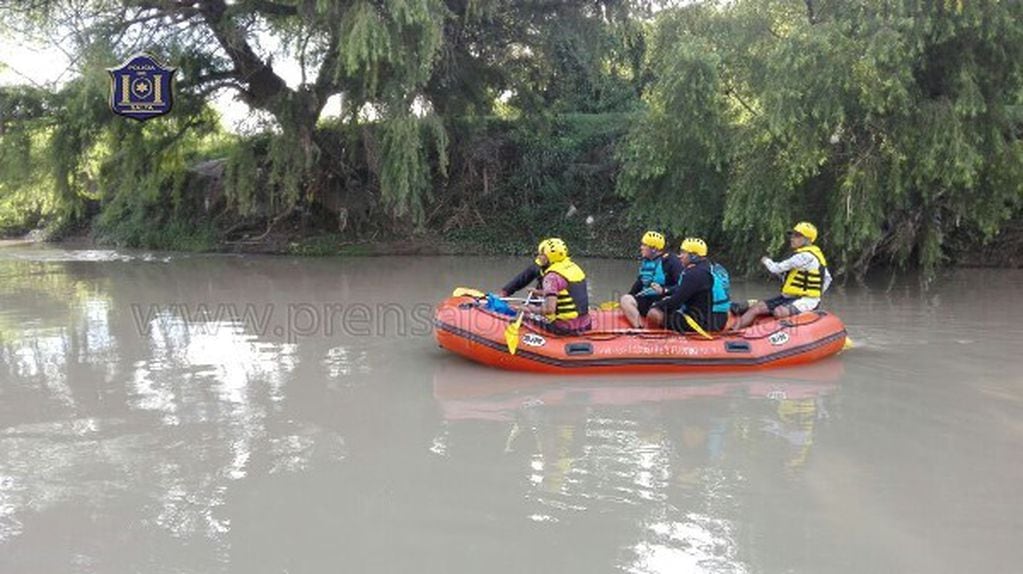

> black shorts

[
  {"left": 665, "top": 310, "right": 728, "bottom": 334},
  {"left": 763, "top": 295, "right": 817, "bottom": 315},
  {"left": 635, "top": 294, "right": 659, "bottom": 317}
]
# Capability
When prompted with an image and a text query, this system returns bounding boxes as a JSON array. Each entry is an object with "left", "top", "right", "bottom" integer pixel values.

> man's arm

[
  {"left": 660, "top": 258, "right": 687, "bottom": 297},
  {"left": 762, "top": 252, "right": 814, "bottom": 275},
  {"left": 663, "top": 255, "right": 683, "bottom": 288},
  {"left": 661, "top": 273, "right": 684, "bottom": 298},
  {"left": 540, "top": 293, "right": 558, "bottom": 315},
  {"left": 659, "top": 268, "right": 710, "bottom": 309},
  {"left": 500, "top": 264, "right": 542, "bottom": 296}
]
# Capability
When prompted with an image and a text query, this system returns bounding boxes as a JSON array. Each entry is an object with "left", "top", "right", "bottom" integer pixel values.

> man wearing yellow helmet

[
  {"left": 619, "top": 231, "right": 683, "bottom": 328},
  {"left": 734, "top": 222, "right": 833, "bottom": 329},
  {"left": 510, "top": 238, "right": 592, "bottom": 334},
  {"left": 648, "top": 237, "right": 728, "bottom": 333},
  {"left": 497, "top": 236, "right": 563, "bottom": 297}
]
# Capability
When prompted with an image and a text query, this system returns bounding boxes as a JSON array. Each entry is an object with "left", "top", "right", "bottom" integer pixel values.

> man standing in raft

[
  {"left": 619, "top": 231, "right": 683, "bottom": 328},
  {"left": 510, "top": 238, "right": 593, "bottom": 335},
  {"left": 734, "top": 221, "right": 833, "bottom": 330}
]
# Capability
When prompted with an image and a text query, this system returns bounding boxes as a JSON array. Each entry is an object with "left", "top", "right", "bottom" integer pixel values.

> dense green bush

[
  {"left": 619, "top": 1, "right": 1023, "bottom": 276},
  {"left": 1, "top": 0, "right": 1021, "bottom": 273}
]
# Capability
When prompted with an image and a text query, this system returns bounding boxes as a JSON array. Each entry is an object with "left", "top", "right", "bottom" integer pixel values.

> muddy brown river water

[{"left": 0, "top": 245, "right": 1020, "bottom": 573}]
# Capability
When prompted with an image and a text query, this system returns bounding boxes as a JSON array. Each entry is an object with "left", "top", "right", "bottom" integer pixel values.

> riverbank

[
  {"left": 5, "top": 221, "right": 1021, "bottom": 272},
  {"left": 8, "top": 225, "right": 637, "bottom": 259}
]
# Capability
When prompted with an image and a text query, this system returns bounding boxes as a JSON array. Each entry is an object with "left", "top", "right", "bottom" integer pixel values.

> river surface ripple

[{"left": 0, "top": 245, "right": 1020, "bottom": 573}]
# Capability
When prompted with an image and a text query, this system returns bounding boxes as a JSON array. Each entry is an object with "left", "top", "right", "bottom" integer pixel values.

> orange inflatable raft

[{"left": 434, "top": 295, "right": 848, "bottom": 374}]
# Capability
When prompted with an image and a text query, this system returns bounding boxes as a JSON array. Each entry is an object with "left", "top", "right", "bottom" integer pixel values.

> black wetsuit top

[
  {"left": 654, "top": 259, "right": 718, "bottom": 330},
  {"left": 501, "top": 263, "right": 542, "bottom": 296}
]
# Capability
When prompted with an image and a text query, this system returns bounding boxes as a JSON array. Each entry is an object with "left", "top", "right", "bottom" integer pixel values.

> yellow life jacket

[
  {"left": 543, "top": 259, "right": 589, "bottom": 321},
  {"left": 781, "top": 245, "right": 828, "bottom": 298}
]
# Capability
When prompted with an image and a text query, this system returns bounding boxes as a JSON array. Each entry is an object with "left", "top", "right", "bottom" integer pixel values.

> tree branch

[
  {"left": 314, "top": 27, "right": 342, "bottom": 103},
  {"left": 196, "top": 0, "right": 291, "bottom": 111},
  {"left": 118, "top": 5, "right": 200, "bottom": 28},
  {"left": 232, "top": 0, "right": 298, "bottom": 18},
  {"left": 194, "top": 79, "right": 247, "bottom": 100},
  {"left": 726, "top": 86, "right": 760, "bottom": 119},
  {"left": 190, "top": 69, "right": 241, "bottom": 86},
  {"left": 805, "top": 0, "right": 816, "bottom": 24}
]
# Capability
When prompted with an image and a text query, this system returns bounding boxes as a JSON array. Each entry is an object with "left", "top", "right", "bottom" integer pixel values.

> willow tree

[
  {"left": 470, "top": 0, "right": 650, "bottom": 115},
  {"left": 620, "top": 0, "right": 1023, "bottom": 275},
  {"left": 0, "top": 85, "right": 55, "bottom": 233},
  {"left": 0, "top": 0, "right": 455, "bottom": 225},
  {"left": 615, "top": 5, "right": 732, "bottom": 240},
  {"left": 2, "top": 0, "right": 657, "bottom": 233}
]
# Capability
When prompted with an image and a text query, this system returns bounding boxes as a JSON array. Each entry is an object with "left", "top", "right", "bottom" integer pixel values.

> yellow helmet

[
  {"left": 641, "top": 231, "right": 666, "bottom": 250},
  {"left": 789, "top": 221, "right": 818, "bottom": 243},
  {"left": 680, "top": 237, "right": 708, "bottom": 257},
  {"left": 536, "top": 237, "right": 569, "bottom": 264}
]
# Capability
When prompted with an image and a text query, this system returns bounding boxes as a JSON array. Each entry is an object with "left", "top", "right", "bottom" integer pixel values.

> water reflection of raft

[
  {"left": 433, "top": 360, "right": 843, "bottom": 421},
  {"left": 434, "top": 295, "right": 848, "bottom": 374}
]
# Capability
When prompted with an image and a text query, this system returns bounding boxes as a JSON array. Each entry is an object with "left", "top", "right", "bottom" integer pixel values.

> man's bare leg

[
  {"left": 620, "top": 294, "right": 643, "bottom": 328},
  {"left": 734, "top": 300, "right": 770, "bottom": 329}
]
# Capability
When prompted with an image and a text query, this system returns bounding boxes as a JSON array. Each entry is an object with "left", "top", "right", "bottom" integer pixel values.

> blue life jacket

[
  {"left": 636, "top": 257, "right": 667, "bottom": 297},
  {"left": 710, "top": 262, "right": 731, "bottom": 313}
]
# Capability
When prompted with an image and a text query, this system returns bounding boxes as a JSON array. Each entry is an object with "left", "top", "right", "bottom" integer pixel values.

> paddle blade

[
  {"left": 842, "top": 337, "right": 855, "bottom": 351},
  {"left": 452, "top": 287, "right": 486, "bottom": 298},
  {"left": 505, "top": 313, "right": 524, "bottom": 355},
  {"left": 597, "top": 301, "right": 620, "bottom": 311},
  {"left": 682, "top": 313, "right": 714, "bottom": 340}
]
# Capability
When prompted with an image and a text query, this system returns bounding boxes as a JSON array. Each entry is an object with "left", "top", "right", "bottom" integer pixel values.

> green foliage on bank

[
  {"left": 441, "top": 113, "right": 635, "bottom": 255},
  {"left": 619, "top": 0, "right": 1023, "bottom": 275},
  {"left": 1, "top": 0, "right": 1021, "bottom": 272}
]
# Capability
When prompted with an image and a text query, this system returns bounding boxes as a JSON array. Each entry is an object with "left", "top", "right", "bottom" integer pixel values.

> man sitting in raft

[
  {"left": 619, "top": 231, "right": 683, "bottom": 328},
  {"left": 647, "top": 238, "right": 729, "bottom": 333},
  {"left": 734, "top": 221, "right": 832, "bottom": 330},
  {"left": 510, "top": 238, "right": 593, "bottom": 335}
]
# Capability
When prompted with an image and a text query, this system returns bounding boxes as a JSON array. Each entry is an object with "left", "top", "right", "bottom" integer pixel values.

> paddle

[
  {"left": 680, "top": 313, "right": 714, "bottom": 340},
  {"left": 505, "top": 292, "right": 540, "bottom": 355},
  {"left": 455, "top": 287, "right": 621, "bottom": 309},
  {"left": 505, "top": 308, "right": 527, "bottom": 355},
  {"left": 452, "top": 287, "right": 487, "bottom": 298},
  {"left": 451, "top": 287, "right": 532, "bottom": 303},
  {"left": 506, "top": 292, "right": 627, "bottom": 353},
  {"left": 451, "top": 287, "right": 536, "bottom": 306}
]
